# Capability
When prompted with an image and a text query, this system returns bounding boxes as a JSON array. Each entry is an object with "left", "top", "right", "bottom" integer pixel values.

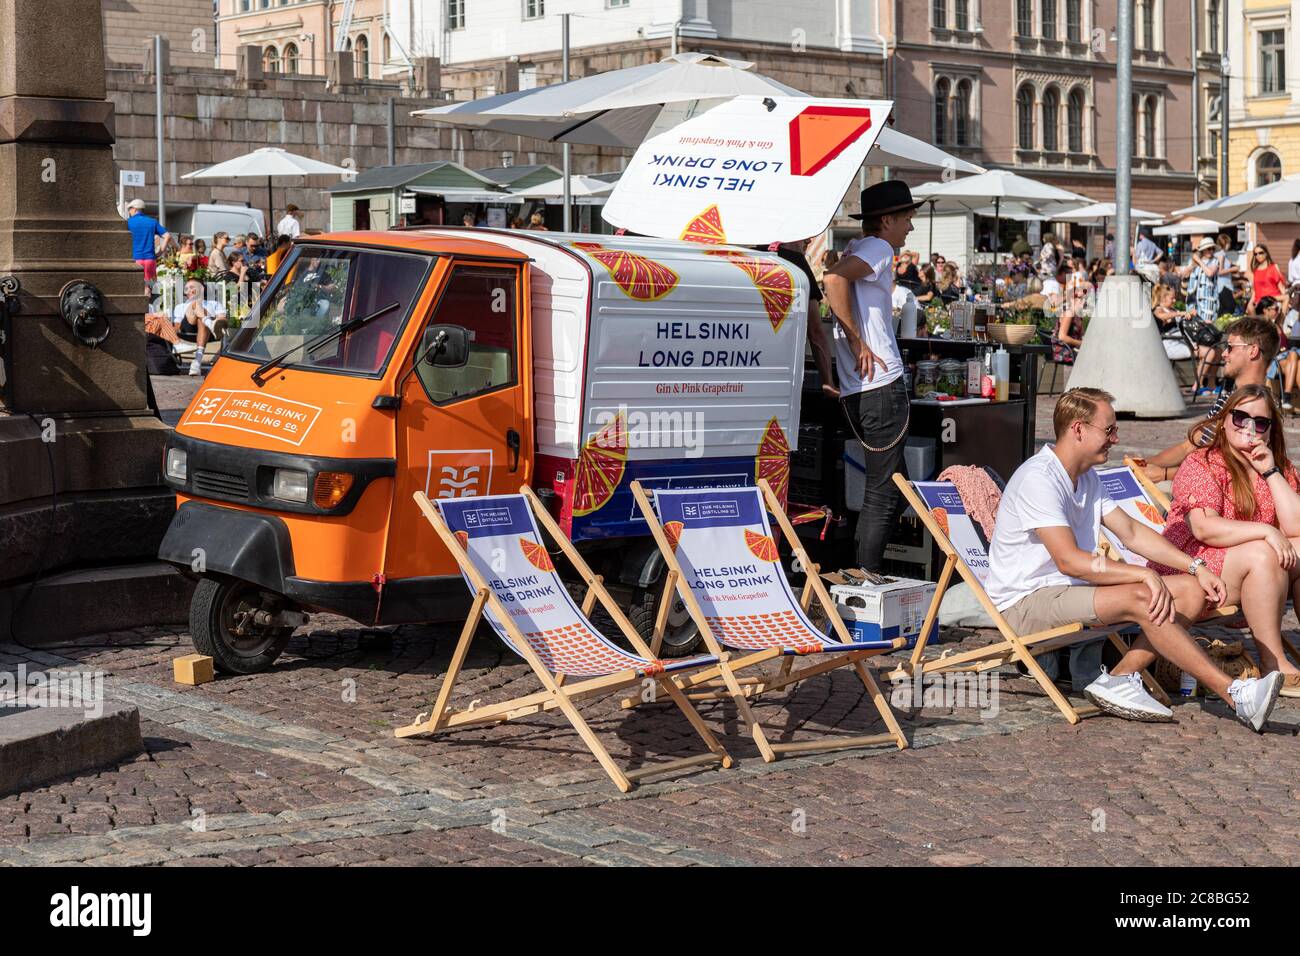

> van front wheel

[
  {"left": 190, "top": 578, "right": 295, "bottom": 675},
  {"left": 629, "top": 585, "right": 702, "bottom": 658}
]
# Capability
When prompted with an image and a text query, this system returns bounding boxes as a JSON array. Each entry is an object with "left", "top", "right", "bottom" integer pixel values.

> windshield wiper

[{"left": 251, "top": 300, "right": 401, "bottom": 385}]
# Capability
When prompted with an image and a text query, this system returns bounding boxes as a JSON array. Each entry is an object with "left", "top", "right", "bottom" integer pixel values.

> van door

[{"left": 384, "top": 261, "right": 532, "bottom": 581}]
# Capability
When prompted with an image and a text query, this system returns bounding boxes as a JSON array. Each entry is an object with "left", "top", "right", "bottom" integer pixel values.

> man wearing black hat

[{"left": 823, "top": 180, "right": 922, "bottom": 571}]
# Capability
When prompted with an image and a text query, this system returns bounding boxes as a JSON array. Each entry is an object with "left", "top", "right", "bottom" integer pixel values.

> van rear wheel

[
  {"left": 190, "top": 578, "right": 295, "bottom": 675},
  {"left": 629, "top": 585, "right": 702, "bottom": 658}
]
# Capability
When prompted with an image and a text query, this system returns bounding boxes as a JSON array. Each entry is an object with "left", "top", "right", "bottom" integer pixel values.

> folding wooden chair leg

[
  {"left": 717, "top": 661, "right": 778, "bottom": 762},
  {"left": 852, "top": 658, "right": 909, "bottom": 750},
  {"left": 648, "top": 570, "right": 678, "bottom": 659},
  {"left": 911, "top": 553, "right": 956, "bottom": 668},
  {"left": 655, "top": 676, "right": 733, "bottom": 768},
  {"left": 545, "top": 683, "right": 634, "bottom": 793},
  {"left": 396, "top": 588, "right": 488, "bottom": 738}
]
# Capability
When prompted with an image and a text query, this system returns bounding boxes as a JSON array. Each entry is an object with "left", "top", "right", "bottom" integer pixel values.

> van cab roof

[{"left": 296, "top": 230, "right": 529, "bottom": 261}]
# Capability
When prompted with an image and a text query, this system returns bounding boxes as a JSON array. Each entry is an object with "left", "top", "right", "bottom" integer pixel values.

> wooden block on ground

[{"left": 174, "top": 654, "right": 214, "bottom": 685}]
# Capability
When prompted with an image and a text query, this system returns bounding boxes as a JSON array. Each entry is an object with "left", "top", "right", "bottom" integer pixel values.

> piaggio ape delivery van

[{"left": 158, "top": 227, "right": 810, "bottom": 673}]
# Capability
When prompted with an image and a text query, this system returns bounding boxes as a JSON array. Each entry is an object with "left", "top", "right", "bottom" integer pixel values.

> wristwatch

[
  {"left": 1261, "top": 467, "right": 1281, "bottom": 480},
  {"left": 1187, "top": 557, "right": 1207, "bottom": 575}
]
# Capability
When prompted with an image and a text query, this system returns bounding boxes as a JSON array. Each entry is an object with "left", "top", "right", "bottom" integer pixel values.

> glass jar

[
  {"left": 939, "top": 359, "right": 965, "bottom": 396},
  {"left": 915, "top": 360, "right": 940, "bottom": 396}
]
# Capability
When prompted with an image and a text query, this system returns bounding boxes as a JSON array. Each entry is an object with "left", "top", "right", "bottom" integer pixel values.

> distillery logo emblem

[
  {"left": 181, "top": 389, "right": 322, "bottom": 447},
  {"left": 49, "top": 886, "right": 151, "bottom": 936}
]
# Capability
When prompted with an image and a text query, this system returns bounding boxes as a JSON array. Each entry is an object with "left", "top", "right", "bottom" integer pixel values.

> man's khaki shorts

[{"left": 1002, "top": 585, "right": 1101, "bottom": 635}]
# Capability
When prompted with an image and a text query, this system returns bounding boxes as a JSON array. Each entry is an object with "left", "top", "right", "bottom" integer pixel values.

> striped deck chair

[
  {"left": 893, "top": 473, "right": 1240, "bottom": 724},
  {"left": 628, "top": 479, "right": 908, "bottom": 761},
  {"left": 397, "top": 488, "right": 734, "bottom": 794},
  {"left": 1122, "top": 456, "right": 1300, "bottom": 665}
]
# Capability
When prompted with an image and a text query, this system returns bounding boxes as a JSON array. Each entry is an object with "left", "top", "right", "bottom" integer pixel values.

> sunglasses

[
  {"left": 1079, "top": 420, "right": 1119, "bottom": 439},
  {"left": 1230, "top": 410, "right": 1273, "bottom": 434}
]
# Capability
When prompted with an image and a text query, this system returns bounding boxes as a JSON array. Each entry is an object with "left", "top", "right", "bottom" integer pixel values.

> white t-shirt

[
  {"left": 832, "top": 235, "right": 902, "bottom": 396},
  {"left": 1288, "top": 253, "right": 1300, "bottom": 286},
  {"left": 984, "top": 445, "right": 1118, "bottom": 610},
  {"left": 277, "top": 215, "right": 301, "bottom": 238},
  {"left": 173, "top": 299, "right": 227, "bottom": 330}
]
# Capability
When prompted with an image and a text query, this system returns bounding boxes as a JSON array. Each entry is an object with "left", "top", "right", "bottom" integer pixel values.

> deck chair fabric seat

[
  {"left": 650, "top": 487, "right": 895, "bottom": 656},
  {"left": 397, "top": 488, "right": 735, "bottom": 793},
  {"left": 631, "top": 480, "right": 909, "bottom": 760}
]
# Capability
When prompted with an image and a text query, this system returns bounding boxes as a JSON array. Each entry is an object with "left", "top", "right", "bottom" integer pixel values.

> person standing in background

[
  {"left": 126, "top": 198, "right": 171, "bottom": 295},
  {"left": 276, "top": 204, "right": 302, "bottom": 239},
  {"left": 823, "top": 181, "right": 923, "bottom": 572}
]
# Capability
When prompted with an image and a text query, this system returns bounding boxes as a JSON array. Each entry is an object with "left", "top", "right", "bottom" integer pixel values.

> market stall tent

[{"left": 327, "top": 161, "right": 517, "bottom": 230}]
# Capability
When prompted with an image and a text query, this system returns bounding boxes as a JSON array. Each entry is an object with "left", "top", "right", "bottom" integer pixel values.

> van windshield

[{"left": 224, "top": 245, "right": 432, "bottom": 375}]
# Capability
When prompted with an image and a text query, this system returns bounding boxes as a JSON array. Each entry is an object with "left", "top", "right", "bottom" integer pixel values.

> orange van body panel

[{"left": 172, "top": 233, "right": 532, "bottom": 590}]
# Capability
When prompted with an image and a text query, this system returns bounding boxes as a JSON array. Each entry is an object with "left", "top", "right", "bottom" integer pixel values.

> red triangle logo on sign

[{"left": 788, "top": 106, "right": 874, "bottom": 177}]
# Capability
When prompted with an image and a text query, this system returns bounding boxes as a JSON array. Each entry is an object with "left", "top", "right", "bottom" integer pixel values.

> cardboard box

[
  {"left": 173, "top": 654, "right": 215, "bottom": 686},
  {"left": 825, "top": 574, "right": 938, "bottom": 650}
]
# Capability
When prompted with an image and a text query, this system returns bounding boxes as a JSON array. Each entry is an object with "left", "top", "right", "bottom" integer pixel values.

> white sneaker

[
  {"left": 1284, "top": 402, "right": 1294, "bottom": 412},
  {"left": 1229, "top": 672, "right": 1283, "bottom": 733},
  {"left": 188, "top": 358, "right": 202, "bottom": 376},
  {"left": 1083, "top": 668, "right": 1174, "bottom": 722}
]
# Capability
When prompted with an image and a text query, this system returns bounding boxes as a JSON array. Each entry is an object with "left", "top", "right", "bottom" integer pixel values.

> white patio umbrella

[
  {"left": 914, "top": 170, "right": 1090, "bottom": 265},
  {"left": 182, "top": 147, "right": 353, "bottom": 234},
  {"left": 1174, "top": 175, "right": 1300, "bottom": 224},
  {"left": 518, "top": 175, "right": 614, "bottom": 199},
  {"left": 1053, "top": 201, "right": 1163, "bottom": 224},
  {"left": 414, "top": 52, "right": 984, "bottom": 189},
  {"left": 1150, "top": 216, "right": 1224, "bottom": 237}
]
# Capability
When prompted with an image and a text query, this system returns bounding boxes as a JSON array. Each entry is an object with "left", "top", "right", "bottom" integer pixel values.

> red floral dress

[{"left": 1149, "top": 448, "right": 1300, "bottom": 576}]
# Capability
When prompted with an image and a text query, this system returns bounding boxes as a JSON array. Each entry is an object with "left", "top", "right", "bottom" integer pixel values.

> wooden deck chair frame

[
  {"left": 396, "top": 488, "right": 736, "bottom": 794},
  {"left": 1123, "top": 455, "right": 1300, "bottom": 666},
  {"left": 891, "top": 472, "right": 1241, "bottom": 724},
  {"left": 626, "top": 479, "right": 908, "bottom": 760}
]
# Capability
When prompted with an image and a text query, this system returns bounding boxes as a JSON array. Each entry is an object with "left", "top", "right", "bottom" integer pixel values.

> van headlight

[
  {"left": 271, "top": 468, "right": 309, "bottom": 502},
  {"left": 165, "top": 447, "right": 188, "bottom": 481}
]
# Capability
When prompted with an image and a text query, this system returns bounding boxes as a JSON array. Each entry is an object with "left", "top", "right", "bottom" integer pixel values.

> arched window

[
  {"left": 1142, "top": 95, "right": 1158, "bottom": 157},
  {"left": 1136, "top": 0, "right": 1155, "bottom": 50},
  {"left": 1256, "top": 151, "right": 1283, "bottom": 186},
  {"left": 1042, "top": 87, "right": 1060, "bottom": 151},
  {"left": 283, "top": 42, "right": 298, "bottom": 74},
  {"left": 1017, "top": 85, "right": 1035, "bottom": 149},
  {"left": 933, "top": 0, "right": 947, "bottom": 28},
  {"left": 954, "top": 0, "right": 969, "bottom": 31},
  {"left": 383, "top": 33, "right": 391, "bottom": 66},
  {"left": 1207, "top": 0, "right": 1219, "bottom": 51},
  {"left": 1066, "top": 0, "right": 1081, "bottom": 42},
  {"left": 1067, "top": 88, "right": 1085, "bottom": 152},
  {"left": 954, "top": 80, "right": 972, "bottom": 146},
  {"left": 934, "top": 78, "right": 951, "bottom": 145},
  {"left": 1016, "top": 0, "right": 1033, "bottom": 36},
  {"left": 1041, "top": 0, "right": 1056, "bottom": 40},
  {"left": 353, "top": 34, "right": 369, "bottom": 79},
  {"left": 263, "top": 46, "right": 280, "bottom": 73}
]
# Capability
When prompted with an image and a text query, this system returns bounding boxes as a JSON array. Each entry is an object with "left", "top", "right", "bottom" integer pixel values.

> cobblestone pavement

[{"left": 0, "top": 376, "right": 1293, "bottom": 866}]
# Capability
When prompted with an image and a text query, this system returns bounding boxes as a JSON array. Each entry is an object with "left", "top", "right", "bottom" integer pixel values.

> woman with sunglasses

[
  {"left": 1150, "top": 384, "right": 1300, "bottom": 695},
  {"left": 1249, "top": 243, "right": 1287, "bottom": 316}
]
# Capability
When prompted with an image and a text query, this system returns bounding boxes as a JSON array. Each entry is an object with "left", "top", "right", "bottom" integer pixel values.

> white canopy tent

[{"left": 181, "top": 147, "right": 352, "bottom": 234}]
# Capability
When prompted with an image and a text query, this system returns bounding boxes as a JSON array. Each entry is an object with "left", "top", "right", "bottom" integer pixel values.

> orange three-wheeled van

[{"left": 159, "top": 228, "right": 810, "bottom": 673}]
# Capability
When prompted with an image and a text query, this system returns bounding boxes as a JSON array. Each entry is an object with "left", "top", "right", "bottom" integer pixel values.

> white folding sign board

[{"left": 602, "top": 96, "right": 892, "bottom": 245}]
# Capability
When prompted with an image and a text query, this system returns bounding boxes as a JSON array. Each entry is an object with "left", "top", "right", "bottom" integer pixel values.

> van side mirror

[{"left": 421, "top": 324, "right": 469, "bottom": 367}]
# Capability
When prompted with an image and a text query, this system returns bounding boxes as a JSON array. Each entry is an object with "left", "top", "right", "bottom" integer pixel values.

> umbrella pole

[
  {"left": 267, "top": 176, "right": 274, "bottom": 238},
  {"left": 928, "top": 200, "right": 935, "bottom": 259},
  {"left": 993, "top": 197, "right": 1000, "bottom": 299}
]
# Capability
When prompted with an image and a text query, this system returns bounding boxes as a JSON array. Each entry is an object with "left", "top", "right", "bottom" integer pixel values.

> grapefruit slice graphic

[
  {"left": 931, "top": 508, "right": 950, "bottom": 539},
  {"left": 572, "top": 241, "right": 678, "bottom": 300},
  {"left": 680, "top": 204, "right": 726, "bottom": 244},
  {"left": 754, "top": 417, "right": 790, "bottom": 506},
  {"left": 519, "top": 537, "right": 555, "bottom": 573},
  {"left": 705, "top": 250, "right": 795, "bottom": 333},
  {"left": 453, "top": 530, "right": 470, "bottom": 551},
  {"left": 663, "top": 520, "right": 684, "bottom": 554},
  {"left": 1135, "top": 501, "right": 1165, "bottom": 527},
  {"left": 744, "top": 528, "right": 780, "bottom": 563},
  {"left": 572, "top": 412, "right": 628, "bottom": 517}
]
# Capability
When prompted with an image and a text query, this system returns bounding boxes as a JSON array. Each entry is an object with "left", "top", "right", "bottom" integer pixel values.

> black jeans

[{"left": 844, "top": 378, "right": 910, "bottom": 571}]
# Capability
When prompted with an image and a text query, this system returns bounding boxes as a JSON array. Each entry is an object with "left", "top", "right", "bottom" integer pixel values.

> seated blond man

[{"left": 984, "top": 387, "right": 1282, "bottom": 731}]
